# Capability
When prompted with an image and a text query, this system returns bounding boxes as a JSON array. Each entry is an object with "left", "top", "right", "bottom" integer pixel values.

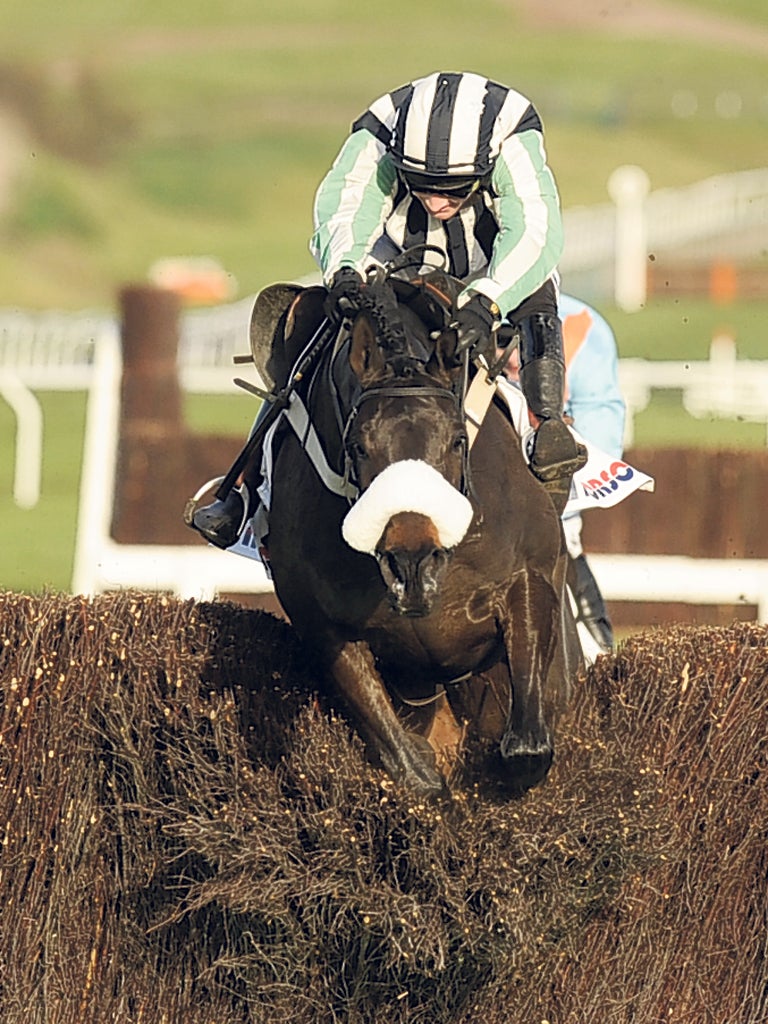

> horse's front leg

[
  {"left": 499, "top": 569, "right": 562, "bottom": 792},
  {"left": 329, "top": 640, "right": 446, "bottom": 797}
]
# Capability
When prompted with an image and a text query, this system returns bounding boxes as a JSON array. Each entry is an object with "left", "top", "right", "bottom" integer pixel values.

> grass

[
  {"left": 607, "top": 297, "right": 768, "bottom": 361},
  {"left": 2, "top": 392, "right": 86, "bottom": 592},
  {"left": 632, "top": 391, "right": 766, "bottom": 448},
  {"left": 0, "top": 1, "right": 767, "bottom": 309}
]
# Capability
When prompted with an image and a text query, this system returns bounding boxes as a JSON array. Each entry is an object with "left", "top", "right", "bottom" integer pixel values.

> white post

[
  {"left": 70, "top": 324, "right": 123, "bottom": 596},
  {"left": 0, "top": 371, "right": 43, "bottom": 509},
  {"left": 608, "top": 165, "right": 651, "bottom": 312}
]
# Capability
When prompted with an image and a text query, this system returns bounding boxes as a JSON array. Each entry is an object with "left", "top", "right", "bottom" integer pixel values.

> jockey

[
  {"left": 193, "top": 70, "right": 586, "bottom": 546},
  {"left": 315, "top": 70, "right": 586, "bottom": 509},
  {"left": 499, "top": 293, "right": 626, "bottom": 655}
]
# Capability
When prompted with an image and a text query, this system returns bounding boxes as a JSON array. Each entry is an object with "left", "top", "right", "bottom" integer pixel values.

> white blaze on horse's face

[{"left": 341, "top": 459, "right": 473, "bottom": 556}]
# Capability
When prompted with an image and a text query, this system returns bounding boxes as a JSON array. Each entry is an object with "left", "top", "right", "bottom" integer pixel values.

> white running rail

[
  {"left": 590, "top": 554, "right": 768, "bottom": 624},
  {"left": 561, "top": 166, "right": 768, "bottom": 273},
  {"left": 66, "top": 328, "right": 768, "bottom": 619},
  {"left": 70, "top": 324, "right": 272, "bottom": 601}
]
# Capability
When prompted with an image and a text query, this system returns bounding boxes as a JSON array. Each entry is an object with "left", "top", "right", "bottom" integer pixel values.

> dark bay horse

[{"left": 264, "top": 273, "right": 582, "bottom": 797}]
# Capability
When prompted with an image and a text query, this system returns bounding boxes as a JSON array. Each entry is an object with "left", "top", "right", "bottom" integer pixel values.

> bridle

[
  {"left": 340, "top": 374, "right": 471, "bottom": 499},
  {"left": 336, "top": 257, "right": 475, "bottom": 500}
]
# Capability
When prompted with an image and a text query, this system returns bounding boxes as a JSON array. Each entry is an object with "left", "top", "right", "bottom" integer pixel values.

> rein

[{"left": 336, "top": 274, "right": 475, "bottom": 498}]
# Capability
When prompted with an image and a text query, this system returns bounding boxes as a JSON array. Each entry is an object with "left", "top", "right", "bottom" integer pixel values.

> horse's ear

[
  {"left": 427, "top": 328, "right": 463, "bottom": 381},
  {"left": 349, "top": 312, "right": 386, "bottom": 384}
]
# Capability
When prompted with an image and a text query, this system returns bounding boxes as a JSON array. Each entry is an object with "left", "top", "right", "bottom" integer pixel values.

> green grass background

[
  {"left": 1, "top": 0, "right": 767, "bottom": 591},
  {"left": 0, "top": 0, "right": 767, "bottom": 309}
]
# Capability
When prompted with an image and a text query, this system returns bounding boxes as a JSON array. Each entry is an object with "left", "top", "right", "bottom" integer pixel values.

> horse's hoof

[
  {"left": 413, "top": 770, "right": 448, "bottom": 799},
  {"left": 383, "top": 732, "right": 447, "bottom": 799},
  {"left": 498, "top": 737, "right": 553, "bottom": 793}
]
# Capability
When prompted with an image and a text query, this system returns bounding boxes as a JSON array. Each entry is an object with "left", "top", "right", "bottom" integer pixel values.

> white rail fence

[
  {"left": 562, "top": 166, "right": 768, "bottom": 273},
  {"left": 69, "top": 326, "right": 273, "bottom": 601},
  {"left": 560, "top": 165, "right": 768, "bottom": 306},
  {"left": 1, "top": 314, "right": 764, "bottom": 617},
  {"left": 618, "top": 333, "right": 768, "bottom": 447},
  {"left": 590, "top": 555, "right": 768, "bottom": 625}
]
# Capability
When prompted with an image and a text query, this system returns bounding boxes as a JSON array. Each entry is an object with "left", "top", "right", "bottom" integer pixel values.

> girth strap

[{"left": 464, "top": 359, "right": 500, "bottom": 447}]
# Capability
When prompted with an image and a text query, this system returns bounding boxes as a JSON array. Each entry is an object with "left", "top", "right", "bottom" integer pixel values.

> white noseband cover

[{"left": 341, "top": 459, "right": 473, "bottom": 555}]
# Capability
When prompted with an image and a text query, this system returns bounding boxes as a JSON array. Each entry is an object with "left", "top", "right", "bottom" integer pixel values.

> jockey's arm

[
  {"left": 310, "top": 130, "right": 396, "bottom": 283},
  {"left": 457, "top": 129, "right": 564, "bottom": 317}
]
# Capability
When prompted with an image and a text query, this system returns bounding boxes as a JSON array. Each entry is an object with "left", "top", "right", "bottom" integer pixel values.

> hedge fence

[{"left": 1, "top": 590, "right": 766, "bottom": 1023}]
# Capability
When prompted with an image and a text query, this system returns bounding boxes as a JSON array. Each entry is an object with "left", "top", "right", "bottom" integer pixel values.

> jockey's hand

[
  {"left": 324, "top": 267, "right": 365, "bottom": 322},
  {"left": 452, "top": 294, "right": 500, "bottom": 364}
]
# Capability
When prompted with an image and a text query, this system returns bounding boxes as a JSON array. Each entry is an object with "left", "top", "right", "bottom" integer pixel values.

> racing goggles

[{"left": 400, "top": 171, "right": 481, "bottom": 200}]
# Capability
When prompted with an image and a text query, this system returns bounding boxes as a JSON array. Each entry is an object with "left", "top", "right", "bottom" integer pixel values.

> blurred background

[{"left": 1, "top": 0, "right": 767, "bottom": 601}]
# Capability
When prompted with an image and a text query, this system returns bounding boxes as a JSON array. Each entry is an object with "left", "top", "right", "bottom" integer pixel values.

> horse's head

[{"left": 340, "top": 284, "right": 473, "bottom": 617}]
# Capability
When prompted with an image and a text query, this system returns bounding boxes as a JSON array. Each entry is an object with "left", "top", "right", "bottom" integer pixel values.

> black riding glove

[
  {"left": 324, "top": 267, "right": 365, "bottom": 322},
  {"left": 452, "top": 294, "right": 500, "bottom": 364}
]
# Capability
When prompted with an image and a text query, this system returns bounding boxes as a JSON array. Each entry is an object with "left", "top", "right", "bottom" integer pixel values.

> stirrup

[
  {"left": 184, "top": 478, "right": 251, "bottom": 549},
  {"left": 527, "top": 420, "right": 587, "bottom": 516},
  {"left": 529, "top": 419, "right": 588, "bottom": 483},
  {"left": 183, "top": 476, "right": 226, "bottom": 528},
  {"left": 532, "top": 446, "right": 588, "bottom": 484}
]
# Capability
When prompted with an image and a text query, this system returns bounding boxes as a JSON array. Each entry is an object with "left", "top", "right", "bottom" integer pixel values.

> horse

[{"left": 262, "top": 269, "right": 582, "bottom": 797}]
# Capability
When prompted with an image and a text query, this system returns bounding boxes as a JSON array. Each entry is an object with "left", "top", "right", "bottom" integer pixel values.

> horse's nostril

[
  {"left": 430, "top": 548, "right": 448, "bottom": 570},
  {"left": 385, "top": 550, "right": 405, "bottom": 584},
  {"left": 382, "top": 548, "right": 422, "bottom": 586},
  {"left": 377, "top": 542, "right": 450, "bottom": 603}
]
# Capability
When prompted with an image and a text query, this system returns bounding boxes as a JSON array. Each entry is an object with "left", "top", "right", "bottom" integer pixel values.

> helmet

[{"left": 390, "top": 71, "right": 508, "bottom": 190}]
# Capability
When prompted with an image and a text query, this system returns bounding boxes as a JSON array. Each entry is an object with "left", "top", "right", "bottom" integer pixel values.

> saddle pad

[{"left": 494, "top": 378, "right": 655, "bottom": 512}]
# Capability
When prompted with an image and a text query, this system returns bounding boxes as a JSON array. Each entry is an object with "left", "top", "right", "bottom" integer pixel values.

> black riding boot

[
  {"left": 189, "top": 283, "right": 334, "bottom": 550},
  {"left": 518, "top": 313, "right": 587, "bottom": 515},
  {"left": 192, "top": 483, "right": 251, "bottom": 550},
  {"left": 568, "top": 553, "right": 615, "bottom": 653},
  {"left": 191, "top": 401, "right": 270, "bottom": 548}
]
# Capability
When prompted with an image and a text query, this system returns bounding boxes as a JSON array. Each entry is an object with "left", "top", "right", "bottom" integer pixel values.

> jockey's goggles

[{"left": 400, "top": 171, "right": 481, "bottom": 199}]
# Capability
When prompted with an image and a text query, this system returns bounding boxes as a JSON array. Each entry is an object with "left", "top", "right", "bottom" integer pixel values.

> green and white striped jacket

[{"left": 310, "top": 85, "right": 564, "bottom": 317}]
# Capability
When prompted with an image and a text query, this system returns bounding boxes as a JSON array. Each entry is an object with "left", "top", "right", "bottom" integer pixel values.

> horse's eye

[{"left": 349, "top": 441, "right": 368, "bottom": 461}]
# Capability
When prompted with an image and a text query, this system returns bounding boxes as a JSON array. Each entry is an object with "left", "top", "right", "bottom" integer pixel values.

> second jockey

[{"left": 499, "top": 293, "right": 626, "bottom": 657}]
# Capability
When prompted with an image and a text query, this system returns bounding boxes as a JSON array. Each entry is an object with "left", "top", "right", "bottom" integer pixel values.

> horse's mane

[
  {"left": 353, "top": 271, "right": 458, "bottom": 382},
  {"left": 356, "top": 279, "right": 426, "bottom": 377}
]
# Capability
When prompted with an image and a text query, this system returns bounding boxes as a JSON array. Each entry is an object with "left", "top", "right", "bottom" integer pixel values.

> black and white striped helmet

[{"left": 389, "top": 71, "right": 532, "bottom": 193}]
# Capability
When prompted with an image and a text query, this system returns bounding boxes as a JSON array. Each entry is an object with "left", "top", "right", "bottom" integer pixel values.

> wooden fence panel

[{"left": 581, "top": 447, "right": 768, "bottom": 626}]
